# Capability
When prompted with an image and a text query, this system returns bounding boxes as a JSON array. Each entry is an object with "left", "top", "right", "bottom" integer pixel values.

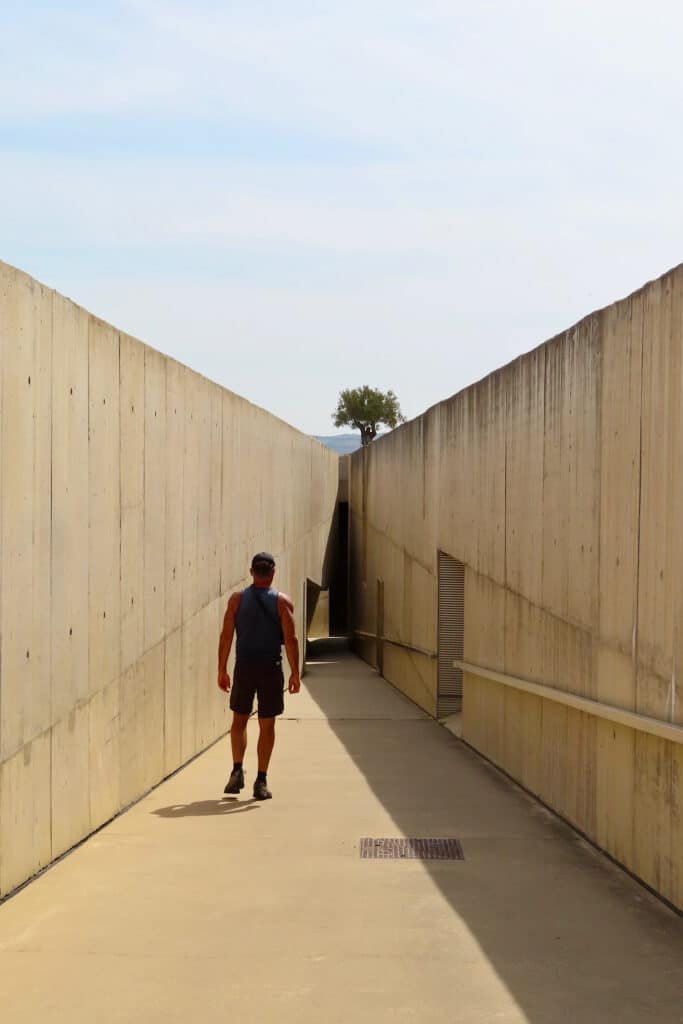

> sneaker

[
  {"left": 223, "top": 767, "right": 245, "bottom": 794},
  {"left": 253, "top": 778, "right": 272, "bottom": 800}
]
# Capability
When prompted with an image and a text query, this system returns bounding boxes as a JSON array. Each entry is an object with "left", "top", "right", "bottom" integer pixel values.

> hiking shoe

[
  {"left": 253, "top": 778, "right": 272, "bottom": 800},
  {"left": 223, "top": 767, "right": 245, "bottom": 794}
]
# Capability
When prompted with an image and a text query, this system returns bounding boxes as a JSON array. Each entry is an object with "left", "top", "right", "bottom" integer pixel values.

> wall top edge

[
  {"left": 349, "top": 258, "right": 683, "bottom": 459},
  {"left": 0, "top": 258, "right": 336, "bottom": 455}
]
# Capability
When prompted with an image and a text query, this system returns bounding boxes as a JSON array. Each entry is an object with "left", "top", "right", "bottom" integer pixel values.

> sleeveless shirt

[{"left": 235, "top": 586, "right": 283, "bottom": 662}]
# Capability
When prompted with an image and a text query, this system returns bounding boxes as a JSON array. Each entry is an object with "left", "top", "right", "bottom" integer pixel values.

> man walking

[{"left": 217, "top": 552, "right": 301, "bottom": 800}]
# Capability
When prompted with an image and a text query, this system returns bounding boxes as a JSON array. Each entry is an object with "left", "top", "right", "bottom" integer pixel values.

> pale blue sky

[{"left": 3, "top": 1, "right": 683, "bottom": 433}]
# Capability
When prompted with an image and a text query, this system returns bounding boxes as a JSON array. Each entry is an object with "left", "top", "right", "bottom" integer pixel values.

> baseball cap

[{"left": 251, "top": 551, "right": 276, "bottom": 573}]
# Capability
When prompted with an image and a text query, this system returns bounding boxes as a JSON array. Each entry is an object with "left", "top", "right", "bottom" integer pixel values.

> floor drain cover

[{"left": 360, "top": 838, "right": 464, "bottom": 860}]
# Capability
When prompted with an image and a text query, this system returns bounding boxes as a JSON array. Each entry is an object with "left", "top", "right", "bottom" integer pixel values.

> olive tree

[{"left": 332, "top": 386, "right": 406, "bottom": 447}]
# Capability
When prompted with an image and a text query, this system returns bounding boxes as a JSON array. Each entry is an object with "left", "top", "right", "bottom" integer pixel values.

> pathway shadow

[
  {"left": 304, "top": 637, "right": 683, "bottom": 1024},
  {"left": 152, "top": 798, "right": 259, "bottom": 818}
]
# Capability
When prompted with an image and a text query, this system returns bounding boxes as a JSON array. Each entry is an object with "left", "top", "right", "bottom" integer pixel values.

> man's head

[{"left": 250, "top": 551, "right": 276, "bottom": 586}]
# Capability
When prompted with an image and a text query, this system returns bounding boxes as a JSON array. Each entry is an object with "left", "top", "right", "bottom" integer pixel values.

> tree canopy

[{"left": 332, "top": 386, "right": 406, "bottom": 447}]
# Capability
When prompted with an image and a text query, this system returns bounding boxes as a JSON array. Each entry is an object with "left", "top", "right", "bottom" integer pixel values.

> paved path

[{"left": 1, "top": 640, "right": 682, "bottom": 1023}]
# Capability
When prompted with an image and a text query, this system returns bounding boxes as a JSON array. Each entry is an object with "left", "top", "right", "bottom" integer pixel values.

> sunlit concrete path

[{"left": 1, "top": 641, "right": 682, "bottom": 1023}]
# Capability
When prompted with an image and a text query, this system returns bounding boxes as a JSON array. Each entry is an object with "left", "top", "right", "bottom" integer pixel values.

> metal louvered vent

[
  {"left": 437, "top": 551, "right": 465, "bottom": 716},
  {"left": 360, "top": 838, "right": 464, "bottom": 860}
]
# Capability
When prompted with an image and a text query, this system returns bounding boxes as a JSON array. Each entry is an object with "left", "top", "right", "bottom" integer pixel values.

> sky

[{"left": 2, "top": 1, "right": 683, "bottom": 435}]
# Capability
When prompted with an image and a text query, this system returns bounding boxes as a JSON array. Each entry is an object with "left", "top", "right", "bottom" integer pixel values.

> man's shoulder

[
  {"left": 277, "top": 592, "right": 294, "bottom": 612},
  {"left": 228, "top": 591, "right": 243, "bottom": 609}
]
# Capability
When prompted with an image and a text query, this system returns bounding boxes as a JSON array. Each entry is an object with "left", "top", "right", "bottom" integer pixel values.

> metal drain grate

[{"left": 359, "top": 838, "right": 464, "bottom": 860}]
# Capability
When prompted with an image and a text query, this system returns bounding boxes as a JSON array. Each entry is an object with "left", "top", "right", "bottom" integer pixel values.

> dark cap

[{"left": 251, "top": 551, "right": 275, "bottom": 574}]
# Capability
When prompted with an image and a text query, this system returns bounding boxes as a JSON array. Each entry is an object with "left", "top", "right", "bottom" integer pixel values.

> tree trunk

[{"left": 360, "top": 425, "right": 377, "bottom": 446}]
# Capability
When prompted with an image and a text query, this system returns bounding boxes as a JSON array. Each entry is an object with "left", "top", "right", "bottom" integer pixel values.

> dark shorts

[{"left": 230, "top": 660, "right": 285, "bottom": 719}]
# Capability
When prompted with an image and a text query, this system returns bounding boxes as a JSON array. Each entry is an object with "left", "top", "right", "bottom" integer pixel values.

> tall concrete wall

[
  {"left": 0, "top": 262, "right": 339, "bottom": 897},
  {"left": 349, "top": 264, "right": 683, "bottom": 911}
]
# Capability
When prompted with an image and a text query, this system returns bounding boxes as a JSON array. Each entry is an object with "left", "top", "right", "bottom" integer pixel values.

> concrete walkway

[{"left": 1, "top": 641, "right": 682, "bottom": 1023}]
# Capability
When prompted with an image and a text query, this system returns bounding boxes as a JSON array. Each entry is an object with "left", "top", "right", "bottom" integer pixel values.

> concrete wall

[
  {"left": 349, "top": 264, "right": 683, "bottom": 911},
  {"left": 308, "top": 590, "right": 330, "bottom": 640},
  {"left": 0, "top": 262, "right": 338, "bottom": 897}
]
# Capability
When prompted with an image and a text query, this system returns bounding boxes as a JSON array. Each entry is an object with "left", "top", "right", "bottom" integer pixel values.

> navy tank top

[{"left": 235, "top": 586, "right": 283, "bottom": 662}]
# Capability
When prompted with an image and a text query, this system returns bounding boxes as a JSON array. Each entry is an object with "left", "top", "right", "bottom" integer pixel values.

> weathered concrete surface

[
  {"left": 0, "top": 641, "right": 681, "bottom": 1023},
  {"left": 349, "top": 264, "right": 683, "bottom": 910},
  {"left": 0, "top": 261, "right": 338, "bottom": 897}
]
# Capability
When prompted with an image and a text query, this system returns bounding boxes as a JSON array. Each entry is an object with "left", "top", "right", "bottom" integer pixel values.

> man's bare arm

[
  {"left": 278, "top": 593, "right": 300, "bottom": 693},
  {"left": 217, "top": 593, "right": 240, "bottom": 691}
]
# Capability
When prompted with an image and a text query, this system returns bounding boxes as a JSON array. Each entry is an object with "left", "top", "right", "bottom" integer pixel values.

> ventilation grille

[
  {"left": 437, "top": 552, "right": 465, "bottom": 716},
  {"left": 360, "top": 837, "right": 464, "bottom": 860}
]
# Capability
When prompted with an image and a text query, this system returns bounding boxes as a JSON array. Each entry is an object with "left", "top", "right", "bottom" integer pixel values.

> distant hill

[
  {"left": 314, "top": 433, "right": 387, "bottom": 455},
  {"left": 314, "top": 433, "right": 362, "bottom": 455}
]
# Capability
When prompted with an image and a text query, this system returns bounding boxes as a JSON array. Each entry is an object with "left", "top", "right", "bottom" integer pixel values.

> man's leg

[
  {"left": 230, "top": 712, "right": 249, "bottom": 764},
  {"left": 253, "top": 717, "right": 275, "bottom": 800},
  {"left": 253, "top": 661, "right": 283, "bottom": 800},
  {"left": 224, "top": 712, "right": 249, "bottom": 794},
  {"left": 257, "top": 717, "right": 276, "bottom": 773}
]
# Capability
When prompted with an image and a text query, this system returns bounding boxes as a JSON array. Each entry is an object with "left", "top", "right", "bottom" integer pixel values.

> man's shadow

[{"left": 152, "top": 798, "right": 259, "bottom": 818}]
